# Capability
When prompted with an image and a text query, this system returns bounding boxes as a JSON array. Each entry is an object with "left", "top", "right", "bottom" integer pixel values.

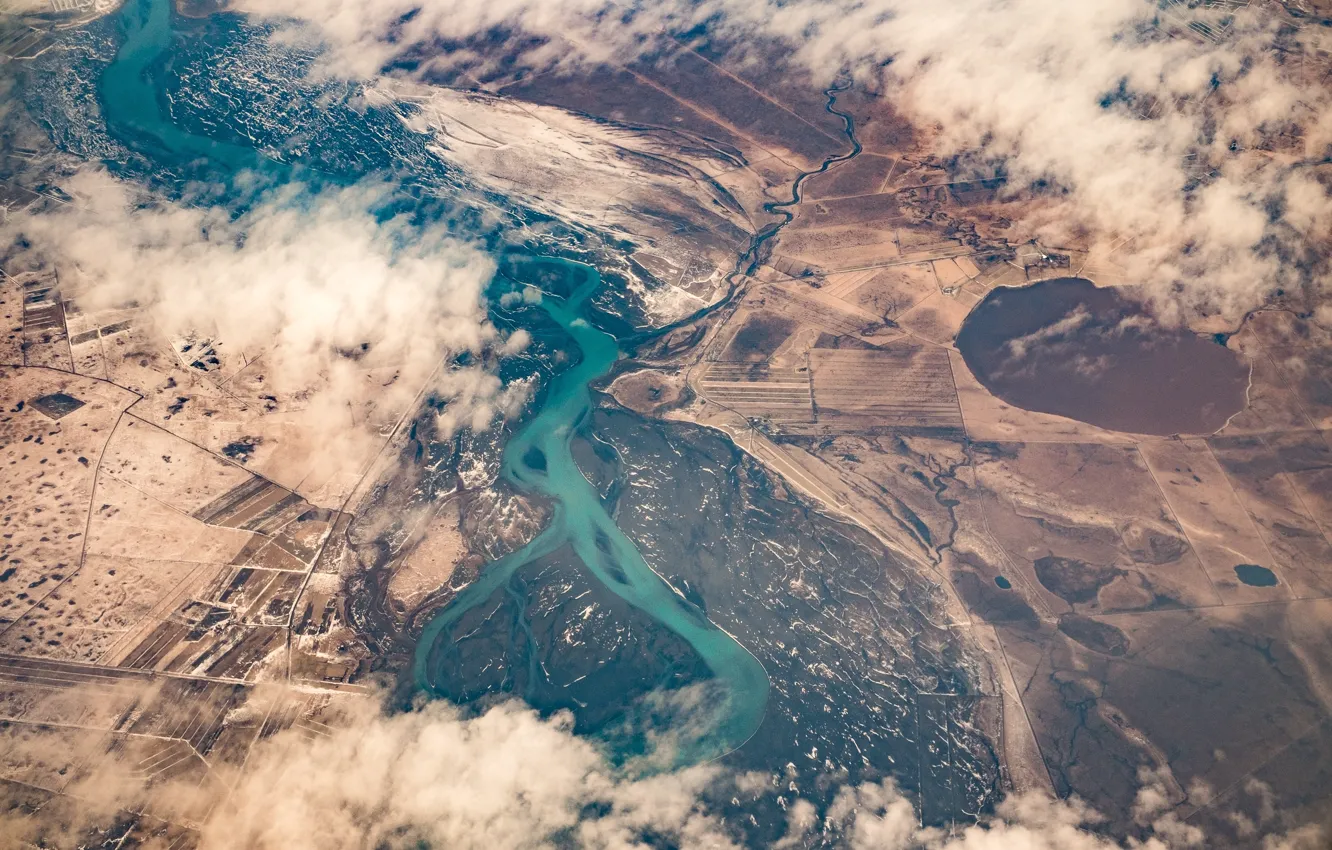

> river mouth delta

[{"left": 4, "top": 0, "right": 1332, "bottom": 847}]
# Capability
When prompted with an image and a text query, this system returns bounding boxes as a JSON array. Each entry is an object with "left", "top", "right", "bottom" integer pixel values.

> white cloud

[
  {"left": 196, "top": 698, "right": 736, "bottom": 850},
  {"left": 708, "top": 0, "right": 1332, "bottom": 320},
  {"left": 1, "top": 169, "right": 529, "bottom": 437},
  {"left": 1, "top": 684, "right": 1322, "bottom": 850},
  {"left": 238, "top": 0, "right": 1332, "bottom": 321},
  {"left": 1002, "top": 304, "right": 1093, "bottom": 362},
  {"left": 192, "top": 699, "right": 1327, "bottom": 850}
]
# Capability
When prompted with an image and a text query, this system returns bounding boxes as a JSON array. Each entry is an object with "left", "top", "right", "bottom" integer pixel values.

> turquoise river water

[
  {"left": 411, "top": 263, "right": 769, "bottom": 761},
  {"left": 97, "top": 0, "right": 770, "bottom": 762}
]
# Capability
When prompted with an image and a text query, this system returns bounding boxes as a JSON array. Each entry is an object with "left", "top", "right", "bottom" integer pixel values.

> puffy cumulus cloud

[
  {"left": 194, "top": 698, "right": 737, "bottom": 850},
  {"left": 831, "top": 788, "right": 1124, "bottom": 850},
  {"left": 433, "top": 368, "right": 531, "bottom": 439},
  {"left": 1, "top": 169, "right": 528, "bottom": 438},
  {"left": 0, "top": 685, "right": 1324, "bottom": 850},
  {"left": 241, "top": 0, "right": 1332, "bottom": 321},
  {"left": 239, "top": 0, "right": 617, "bottom": 80},
  {"left": 135, "top": 694, "right": 1329, "bottom": 850},
  {"left": 807, "top": 0, "right": 1332, "bottom": 321},
  {"left": 814, "top": 777, "right": 1323, "bottom": 850},
  {"left": 200, "top": 696, "right": 1324, "bottom": 850}
]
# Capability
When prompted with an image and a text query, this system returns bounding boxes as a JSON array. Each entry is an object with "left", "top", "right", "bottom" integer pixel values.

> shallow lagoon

[{"left": 1235, "top": 564, "right": 1279, "bottom": 587}]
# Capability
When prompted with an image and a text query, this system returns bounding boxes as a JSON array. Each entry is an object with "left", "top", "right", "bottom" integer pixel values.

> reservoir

[{"left": 955, "top": 278, "right": 1249, "bottom": 436}]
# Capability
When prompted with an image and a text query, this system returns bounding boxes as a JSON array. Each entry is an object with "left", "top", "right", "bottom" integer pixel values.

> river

[
  {"left": 66, "top": 0, "right": 1006, "bottom": 831},
  {"left": 99, "top": 0, "right": 265, "bottom": 171},
  {"left": 412, "top": 261, "right": 770, "bottom": 763},
  {"left": 97, "top": 0, "right": 770, "bottom": 765}
]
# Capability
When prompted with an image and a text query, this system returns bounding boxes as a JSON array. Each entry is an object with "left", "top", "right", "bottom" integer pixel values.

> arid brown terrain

[{"left": 0, "top": 0, "right": 1331, "bottom": 846}]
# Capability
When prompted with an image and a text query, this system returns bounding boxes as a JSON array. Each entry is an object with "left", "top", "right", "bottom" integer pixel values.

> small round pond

[{"left": 1234, "top": 564, "right": 1279, "bottom": 587}]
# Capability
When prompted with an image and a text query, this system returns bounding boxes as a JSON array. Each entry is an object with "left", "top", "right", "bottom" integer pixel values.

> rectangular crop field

[{"left": 809, "top": 347, "right": 963, "bottom": 434}]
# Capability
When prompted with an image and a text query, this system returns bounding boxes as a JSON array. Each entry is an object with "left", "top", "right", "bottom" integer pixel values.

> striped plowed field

[
  {"left": 192, "top": 477, "right": 312, "bottom": 535},
  {"left": 699, "top": 362, "right": 814, "bottom": 424},
  {"left": 809, "top": 348, "right": 963, "bottom": 433},
  {"left": 760, "top": 285, "right": 883, "bottom": 337}
]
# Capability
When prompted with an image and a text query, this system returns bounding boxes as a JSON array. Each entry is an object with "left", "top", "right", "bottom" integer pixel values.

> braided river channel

[
  {"left": 98, "top": 0, "right": 767, "bottom": 763},
  {"left": 84, "top": 0, "right": 1001, "bottom": 829}
]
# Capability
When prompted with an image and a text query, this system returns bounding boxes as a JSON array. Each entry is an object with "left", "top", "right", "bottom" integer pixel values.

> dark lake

[
  {"left": 955, "top": 278, "right": 1250, "bottom": 436},
  {"left": 1234, "top": 564, "right": 1278, "bottom": 587}
]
